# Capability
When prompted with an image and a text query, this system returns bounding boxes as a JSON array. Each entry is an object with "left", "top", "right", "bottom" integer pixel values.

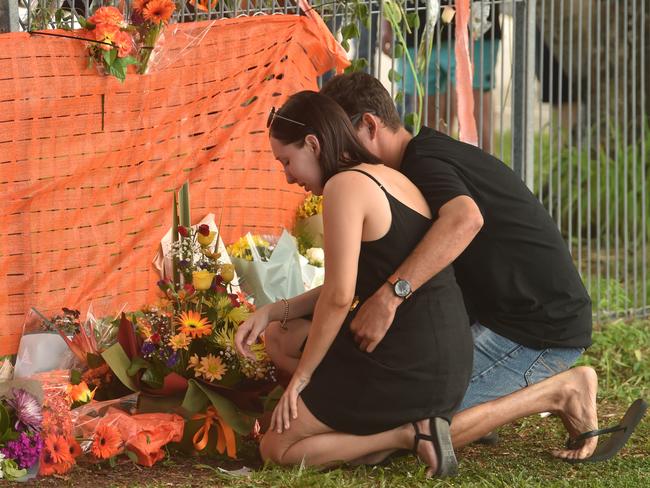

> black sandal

[
  {"left": 412, "top": 417, "right": 458, "bottom": 477},
  {"left": 564, "top": 398, "right": 647, "bottom": 463}
]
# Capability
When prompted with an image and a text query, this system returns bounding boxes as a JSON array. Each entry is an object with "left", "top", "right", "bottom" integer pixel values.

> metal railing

[{"left": 8, "top": 0, "right": 650, "bottom": 320}]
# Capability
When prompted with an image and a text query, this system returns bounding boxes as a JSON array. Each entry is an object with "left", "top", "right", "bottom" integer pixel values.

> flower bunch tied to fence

[{"left": 79, "top": 2, "right": 175, "bottom": 81}]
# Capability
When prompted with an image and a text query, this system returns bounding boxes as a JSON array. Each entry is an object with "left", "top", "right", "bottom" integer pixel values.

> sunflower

[
  {"left": 199, "top": 354, "right": 227, "bottom": 382},
  {"left": 142, "top": 0, "right": 175, "bottom": 24},
  {"left": 91, "top": 424, "right": 122, "bottom": 459},
  {"left": 168, "top": 332, "right": 191, "bottom": 351},
  {"left": 44, "top": 434, "right": 72, "bottom": 464},
  {"left": 178, "top": 310, "right": 212, "bottom": 338}
]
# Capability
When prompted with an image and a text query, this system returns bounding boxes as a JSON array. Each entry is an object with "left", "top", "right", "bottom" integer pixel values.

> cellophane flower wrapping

[{"left": 228, "top": 230, "right": 305, "bottom": 307}]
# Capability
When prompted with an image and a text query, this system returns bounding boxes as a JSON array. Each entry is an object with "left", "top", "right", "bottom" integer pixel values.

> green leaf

[
  {"left": 127, "top": 357, "right": 151, "bottom": 377},
  {"left": 394, "top": 90, "right": 404, "bottom": 105},
  {"left": 141, "top": 363, "right": 165, "bottom": 390},
  {"left": 388, "top": 68, "right": 402, "bottom": 83},
  {"left": 75, "top": 13, "right": 91, "bottom": 30},
  {"left": 3, "top": 459, "right": 27, "bottom": 481},
  {"left": 87, "top": 352, "right": 105, "bottom": 369},
  {"left": 181, "top": 379, "right": 254, "bottom": 435},
  {"left": 404, "top": 112, "right": 420, "bottom": 130},
  {"left": 0, "top": 403, "right": 9, "bottom": 435},
  {"left": 102, "top": 343, "right": 140, "bottom": 392},
  {"left": 341, "top": 23, "right": 360, "bottom": 42},
  {"left": 393, "top": 43, "right": 404, "bottom": 59},
  {"left": 70, "top": 369, "right": 83, "bottom": 385},
  {"left": 341, "top": 39, "right": 350, "bottom": 52},
  {"left": 125, "top": 448, "right": 139, "bottom": 463},
  {"left": 122, "top": 55, "right": 139, "bottom": 66},
  {"left": 406, "top": 12, "right": 420, "bottom": 31},
  {"left": 344, "top": 58, "right": 368, "bottom": 74}
]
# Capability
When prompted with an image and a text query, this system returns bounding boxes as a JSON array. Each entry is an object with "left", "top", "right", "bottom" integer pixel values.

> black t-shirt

[{"left": 401, "top": 127, "right": 592, "bottom": 350}]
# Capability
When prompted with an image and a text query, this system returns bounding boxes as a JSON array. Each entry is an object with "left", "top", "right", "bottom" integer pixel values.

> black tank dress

[{"left": 301, "top": 169, "right": 473, "bottom": 435}]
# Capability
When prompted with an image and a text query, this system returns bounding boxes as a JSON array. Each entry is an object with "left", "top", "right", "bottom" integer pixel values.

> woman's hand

[
  {"left": 270, "top": 371, "right": 311, "bottom": 433},
  {"left": 234, "top": 304, "right": 272, "bottom": 359}
]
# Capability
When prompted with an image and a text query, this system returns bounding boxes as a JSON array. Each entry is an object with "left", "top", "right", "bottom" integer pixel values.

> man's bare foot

[
  {"left": 551, "top": 366, "right": 599, "bottom": 461},
  {"left": 412, "top": 419, "right": 439, "bottom": 477}
]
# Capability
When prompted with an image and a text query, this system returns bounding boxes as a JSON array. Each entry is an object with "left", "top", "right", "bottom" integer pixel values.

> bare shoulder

[{"left": 323, "top": 167, "right": 379, "bottom": 199}]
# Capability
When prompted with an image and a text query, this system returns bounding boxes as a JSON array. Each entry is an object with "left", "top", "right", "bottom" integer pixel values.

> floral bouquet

[
  {"left": 228, "top": 230, "right": 305, "bottom": 306},
  {"left": 104, "top": 224, "right": 276, "bottom": 399},
  {"left": 0, "top": 384, "right": 43, "bottom": 481},
  {"left": 80, "top": 6, "right": 138, "bottom": 82},
  {"left": 294, "top": 193, "right": 324, "bottom": 252},
  {"left": 131, "top": 0, "right": 176, "bottom": 74}
]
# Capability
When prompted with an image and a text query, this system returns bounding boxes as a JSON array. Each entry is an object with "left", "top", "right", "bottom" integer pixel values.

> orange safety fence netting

[{"left": 0, "top": 12, "right": 349, "bottom": 355}]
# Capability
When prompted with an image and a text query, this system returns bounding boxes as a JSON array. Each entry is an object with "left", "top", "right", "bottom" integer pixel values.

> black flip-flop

[
  {"left": 412, "top": 417, "right": 458, "bottom": 477},
  {"left": 564, "top": 398, "right": 647, "bottom": 463}
]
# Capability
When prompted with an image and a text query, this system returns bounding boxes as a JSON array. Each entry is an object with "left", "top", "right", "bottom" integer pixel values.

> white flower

[
  {"left": 306, "top": 247, "right": 324, "bottom": 267},
  {"left": 0, "top": 451, "right": 5, "bottom": 479}
]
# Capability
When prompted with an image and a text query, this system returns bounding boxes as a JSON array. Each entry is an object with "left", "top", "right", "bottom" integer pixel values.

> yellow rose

[
  {"left": 197, "top": 231, "right": 216, "bottom": 248},
  {"left": 220, "top": 264, "right": 235, "bottom": 283},
  {"left": 192, "top": 270, "right": 215, "bottom": 290},
  {"left": 67, "top": 381, "right": 96, "bottom": 404}
]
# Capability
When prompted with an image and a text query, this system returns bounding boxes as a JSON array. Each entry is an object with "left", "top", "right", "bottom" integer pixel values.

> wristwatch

[{"left": 387, "top": 275, "right": 413, "bottom": 299}]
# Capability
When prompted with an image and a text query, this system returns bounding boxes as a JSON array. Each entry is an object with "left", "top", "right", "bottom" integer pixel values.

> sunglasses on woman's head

[{"left": 266, "top": 107, "right": 306, "bottom": 128}]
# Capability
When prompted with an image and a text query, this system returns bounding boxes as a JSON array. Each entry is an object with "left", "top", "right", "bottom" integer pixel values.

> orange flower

[
  {"left": 91, "top": 424, "right": 122, "bottom": 459},
  {"left": 94, "top": 22, "right": 120, "bottom": 51},
  {"left": 133, "top": 0, "right": 150, "bottom": 11},
  {"left": 39, "top": 449, "right": 73, "bottom": 476},
  {"left": 142, "top": 0, "right": 175, "bottom": 24},
  {"left": 67, "top": 381, "right": 96, "bottom": 404},
  {"left": 44, "top": 434, "right": 73, "bottom": 464},
  {"left": 88, "top": 6, "right": 125, "bottom": 27},
  {"left": 178, "top": 310, "right": 212, "bottom": 338},
  {"left": 113, "top": 30, "right": 133, "bottom": 58},
  {"left": 67, "top": 437, "right": 82, "bottom": 459}
]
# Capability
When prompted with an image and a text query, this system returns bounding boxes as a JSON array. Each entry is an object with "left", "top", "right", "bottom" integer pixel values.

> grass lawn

[{"left": 20, "top": 320, "right": 650, "bottom": 487}]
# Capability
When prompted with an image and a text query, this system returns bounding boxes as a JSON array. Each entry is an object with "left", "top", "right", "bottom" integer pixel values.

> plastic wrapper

[
  {"left": 13, "top": 309, "right": 75, "bottom": 379},
  {"left": 71, "top": 394, "right": 184, "bottom": 467},
  {"left": 142, "top": 20, "right": 216, "bottom": 74},
  {"left": 299, "top": 254, "right": 325, "bottom": 291},
  {"left": 230, "top": 230, "right": 305, "bottom": 307}
]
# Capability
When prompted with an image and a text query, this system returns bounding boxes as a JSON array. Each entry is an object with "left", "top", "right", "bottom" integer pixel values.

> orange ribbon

[{"left": 191, "top": 406, "right": 237, "bottom": 458}]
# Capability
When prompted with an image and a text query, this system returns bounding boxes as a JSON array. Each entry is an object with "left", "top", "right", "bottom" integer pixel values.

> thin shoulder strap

[{"left": 341, "top": 168, "right": 386, "bottom": 192}]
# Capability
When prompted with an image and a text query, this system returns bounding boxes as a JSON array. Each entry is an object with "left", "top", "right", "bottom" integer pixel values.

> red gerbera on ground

[
  {"left": 91, "top": 424, "right": 122, "bottom": 459},
  {"left": 44, "top": 434, "right": 73, "bottom": 464}
]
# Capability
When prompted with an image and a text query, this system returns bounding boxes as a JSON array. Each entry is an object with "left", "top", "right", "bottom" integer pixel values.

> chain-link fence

[{"left": 5, "top": 0, "right": 649, "bottom": 320}]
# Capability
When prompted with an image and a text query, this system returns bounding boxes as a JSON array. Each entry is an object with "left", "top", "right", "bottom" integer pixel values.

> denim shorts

[{"left": 458, "top": 322, "right": 584, "bottom": 411}]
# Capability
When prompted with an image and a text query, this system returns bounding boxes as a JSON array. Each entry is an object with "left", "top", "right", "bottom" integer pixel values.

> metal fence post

[
  {"left": 512, "top": 1, "right": 531, "bottom": 179},
  {"left": 0, "top": 0, "right": 19, "bottom": 33}
]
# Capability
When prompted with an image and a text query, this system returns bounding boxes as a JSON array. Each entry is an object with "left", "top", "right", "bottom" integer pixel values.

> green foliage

[{"left": 576, "top": 319, "right": 650, "bottom": 402}]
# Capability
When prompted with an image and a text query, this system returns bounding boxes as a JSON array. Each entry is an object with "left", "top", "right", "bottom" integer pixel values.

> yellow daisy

[
  {"left": 168, "top": 333, "right": 191, "bottom": 351},
  {"left": 177, "top": 311, "right": 212, "bottom": 338},
  {"left": 187, "top": 354, "right": 202, "bottom": 377},
  {"left": 199, "top": 354, "right": 227, "bottom": 382}
]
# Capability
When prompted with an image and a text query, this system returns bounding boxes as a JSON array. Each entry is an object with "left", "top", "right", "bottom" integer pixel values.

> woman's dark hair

[{"left": 268, "top": 91, "right": 382, "bottom": 183}]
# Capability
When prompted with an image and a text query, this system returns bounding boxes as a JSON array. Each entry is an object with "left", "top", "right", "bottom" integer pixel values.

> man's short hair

[{"left": 320, "top": 72, "right": 403, "bottom": 131}]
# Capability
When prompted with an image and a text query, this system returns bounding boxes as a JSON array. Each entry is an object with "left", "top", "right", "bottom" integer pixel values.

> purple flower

[
  {"left": 166, "top": 352, "right": 179, "bottom": 368},
  {"left": 0, "top": 431, "right": 42, "bottom": 469},
  {"left": 141, "top": 341, "right": 155, "bottom": 356},
  {"left": 6, "top": 389, "right": 42, "bottom": 432},
  {"left": 179, "top": 260, "right": 190, "bottom": 268}
]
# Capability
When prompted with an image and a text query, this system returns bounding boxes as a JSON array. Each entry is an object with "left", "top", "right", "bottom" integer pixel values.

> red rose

[
  {"left": 198, "top": 224, "right": 210, "bottom": 236},
  {"left": 228, "top": 293, "right": 240, "bottom": 308},
  {"left": 150, "top": 333, "right": 161, "bottom": 344},
  {"left": 183, "top": 283, "right": 196, "bottom": 295},
  {"left": 177, "top": 226, "right": 188, "bottom": 238}
]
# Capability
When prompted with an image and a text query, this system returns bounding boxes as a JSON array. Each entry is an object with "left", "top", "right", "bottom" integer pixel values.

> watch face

[{"left": 394, "top": 279, "right": 411, "bottom": 297}]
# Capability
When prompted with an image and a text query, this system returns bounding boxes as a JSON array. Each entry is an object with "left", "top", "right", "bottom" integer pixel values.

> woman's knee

[
  {"left": 264, "top": 322, "right": 283, "bottom": 365},
  {"left": 259, "top": 432, "right": 286, "bottom": 465}
]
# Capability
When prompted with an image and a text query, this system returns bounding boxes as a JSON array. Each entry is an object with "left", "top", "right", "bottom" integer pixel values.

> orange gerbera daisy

[
  {"left": 67, "top": 437, "right": 83, "bottom": 459},
  {"left": 44, "top": 434, "right": 73, "bottom": 464},
  {"left": 88, "top": 6, "right": 124, "bottom": 27},
  {"left": 133, "top": 0, "right": 150, "bottom": 12},
  {"left": 142, "top": 0, "right": 175, "bottom": 24},
  {"left": 178, "top": 310, "right": 212, "bottom": 338},
  {"left": 113, "top": 30, "right": 133, "bottom": 58},
  {"left": 39, "top": 449, "right": 74, "bottom": 476},
  {"left": 93, "top": 22, "right": 120, "bottom": 51},
  {"left": 91, "top": 424, "right": 122, "bottom": 459},
  {"left": 169, "top": 332, "right": 191, "bottom": 351}
]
